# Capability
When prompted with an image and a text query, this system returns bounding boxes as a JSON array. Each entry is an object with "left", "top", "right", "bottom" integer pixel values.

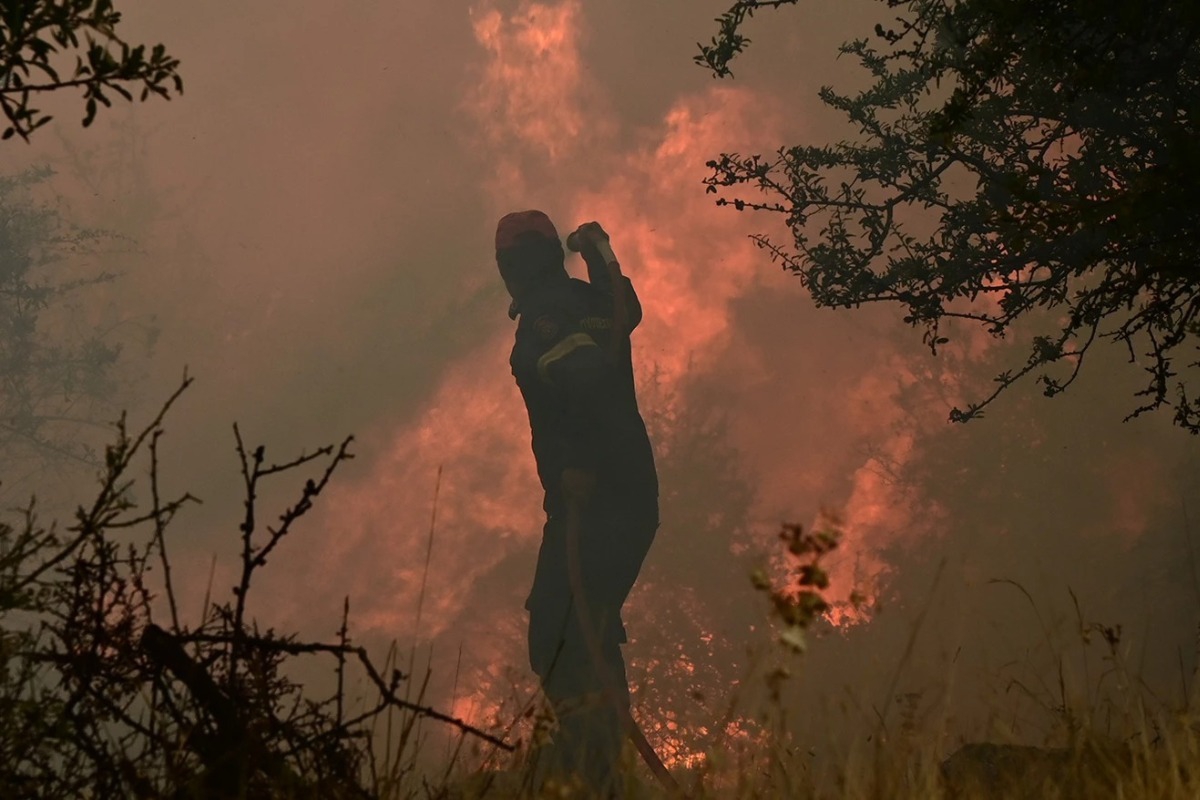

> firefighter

[{"left": 495, "top": 210, "right": 659, "bottom": 794}]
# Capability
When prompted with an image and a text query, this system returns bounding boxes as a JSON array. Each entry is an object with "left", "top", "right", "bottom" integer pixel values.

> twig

[
  {"left": 148, "top": 427, "right": 199, "bottom": 633},
  {"left": 229, "top": 429, "right": 354, "bottom": 683},
  {"left": 14, "top": 371, "right": 193, "bottom": 593},
  {"left": 336, "top": 596, "right": 350, "bottom": 726},
  {"left": 412, "top": 465, "right": 442, "bottom": 656},
  {"left": 172, "top": 631, "right": 512, "bottom": 750}
]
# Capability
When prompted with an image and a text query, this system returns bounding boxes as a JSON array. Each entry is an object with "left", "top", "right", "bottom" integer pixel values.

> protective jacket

[{"left": 509, "top": 258, "right": 658, "bottom": 515}]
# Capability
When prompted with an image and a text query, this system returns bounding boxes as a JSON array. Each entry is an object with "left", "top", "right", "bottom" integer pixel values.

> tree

[
  {"left": 0, "top": 2, "right": 181, "bottom": 476},
  {"left": 0, "top": 166, "right": 150, "bottom": 479},
  {"left": 1, "top": 0, "right": 182, "bottom": 141},
  {"left": 696, "top": 0, "right": 1200, "bottom": 432}
]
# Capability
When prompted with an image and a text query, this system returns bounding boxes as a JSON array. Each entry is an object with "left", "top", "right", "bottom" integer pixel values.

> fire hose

[{"left": 562, "top": 225, "right": 688, "bottom": 798}]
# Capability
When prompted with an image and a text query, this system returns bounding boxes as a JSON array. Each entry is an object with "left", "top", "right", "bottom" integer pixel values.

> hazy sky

[{"left": 8, "top": 0, "right": 1198, "bottom": 766}]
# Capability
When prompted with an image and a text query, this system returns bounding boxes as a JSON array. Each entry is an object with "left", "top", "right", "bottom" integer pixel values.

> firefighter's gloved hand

[
  {"left": 576, "top": 221, "right": 609, "bottom": 245},
  {"left": 568, "top": 221, "right": 610, "bottom": 253},
  {"left": 561, "top": 468, "right": 597, "bottom": 510}
]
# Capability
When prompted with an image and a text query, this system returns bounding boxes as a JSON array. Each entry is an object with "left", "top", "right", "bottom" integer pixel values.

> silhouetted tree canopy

[
  {"left": 0, "top": 0, "right": 182, "bottom": 141},
  {"left": 0, "top": 167, "right": 147, "bottom": 475},
  {"left": 698, "top": 0, "right": 1200, "bottom": 432}
]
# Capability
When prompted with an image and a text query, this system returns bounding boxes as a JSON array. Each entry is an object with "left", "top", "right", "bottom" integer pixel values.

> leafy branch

[
  {"left": 0, "top": 0, "right": 182, "bottom": 141},
  {"left": 697, "top": 0, "right": 1200, "bottom": 432},
  {"left": 694, "top": 0, "right": 801, "bottom": 78}
]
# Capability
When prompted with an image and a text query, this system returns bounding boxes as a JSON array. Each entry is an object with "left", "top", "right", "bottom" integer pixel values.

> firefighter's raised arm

[{"left": 570, "top": 221, "right": 643, "bottom": 334}]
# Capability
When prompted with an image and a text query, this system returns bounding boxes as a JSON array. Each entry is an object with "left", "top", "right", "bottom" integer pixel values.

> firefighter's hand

[
  {"left": 576, "top": 221, "right": 609, "bottom": 245},
  {"left": 561, "top": 468, "right": 597, "bottom": 510},
  {"left": 568, "top": 221, "right": 610, "bottom": 254}
]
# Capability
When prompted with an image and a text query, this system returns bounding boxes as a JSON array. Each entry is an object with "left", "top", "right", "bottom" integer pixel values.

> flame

[
  {"left": 293, "top": 0, "right": 802, "bottom": 742},
  {"left": 315, "top": 337, "right": 542, "bottom": 642},
  {"left": 13, "top": 0, "right": 1192, "bottom": 780},
  {"left": 295, "top": 0, "right": 934, "bottom": 745},
  {"left": 278, "top": 0, "right": 1089, "bottom": 757},
  {"left": 566, "top": 86, "right": 789, "bottom": 388},
  {"left": 466, "top": 0, "right": 600, "bottom": 163}
]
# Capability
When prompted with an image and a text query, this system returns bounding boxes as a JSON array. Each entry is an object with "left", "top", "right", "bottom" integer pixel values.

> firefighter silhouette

[{"left": 496, "top": 210, "right": 659, "bottom": 794}]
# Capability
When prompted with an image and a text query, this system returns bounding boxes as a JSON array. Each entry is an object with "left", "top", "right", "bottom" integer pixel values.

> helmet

[
  {"left": 495, "top": 211, "right": 566, "bottom": 321},
  {"left": 495, "top": 210, "right": 559, "bottom": 252}
]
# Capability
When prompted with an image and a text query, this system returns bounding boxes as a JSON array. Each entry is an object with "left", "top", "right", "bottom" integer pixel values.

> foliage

[
  {"left": 750, "top": 517, "right": 842, "bottom": 658},
  {"left": 695, "top": 0, "right": 803, "bottom": 78},
  {"left": 0, "top": 166, "right": 143, "bottom": 475},
  {"left": 0, "top": 377, "right": 510, "bottom": 798},
  {"left": 0, "top": 0, "right": 182, "bottom": 140},
  {"left": 697, "top": 0, "right": 1200, "bottom": 432}
]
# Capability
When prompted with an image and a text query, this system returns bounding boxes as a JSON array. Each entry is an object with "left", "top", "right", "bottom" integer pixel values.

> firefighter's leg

[
  {"left": 544, "top": 606, "right": 627, "bottom": 797},
  {"left": 527, "top": 511, "right": 633, "bottom": 795},
  {"left": 568, "top": 493, "right": 658, "bottom": 795},
  {"left": 527, "top": 515, "right": 570, "bottom": 682},
  {"left": 564, "top": 497, "right": 642, "bottom": 796},
  {"left": 527, "top": 625, "right": 626, "bottom": 794},
  {"left": 527, "top": 515, "right": 603, "bottom": 789}
]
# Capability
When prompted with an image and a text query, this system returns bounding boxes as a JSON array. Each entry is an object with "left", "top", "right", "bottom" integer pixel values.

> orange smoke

[
  {"left": 289, "top": 0, "right": 1016, "bottom": 743},
  {"left": 567, "top": 86, "right": 790, "bottom": 388},
  {"left": 316, "top": 337, "right": 542, "bottom": 641},
  {"left": 291, "top": 0, "right": 898, "bottom": 739},
  {"left": 467, "top": 0, "right": 603, "bottom": 164},
  {"left": 290, "top": 0, "right": 806, "bottom": 737}
]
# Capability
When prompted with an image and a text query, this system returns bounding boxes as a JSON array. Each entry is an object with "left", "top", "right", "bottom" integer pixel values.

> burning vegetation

[{"left": 3, "top": 0, "right": 1200, "bottom": 797}]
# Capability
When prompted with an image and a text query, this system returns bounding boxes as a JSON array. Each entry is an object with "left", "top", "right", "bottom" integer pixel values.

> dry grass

[{"left": 426, "top": 700, "right": 1200, "bottom": 799}]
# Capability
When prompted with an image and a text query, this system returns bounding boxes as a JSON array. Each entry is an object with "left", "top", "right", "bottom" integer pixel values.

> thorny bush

[{"left": 0, "top": 375, "right": 509, "bottom": 799}]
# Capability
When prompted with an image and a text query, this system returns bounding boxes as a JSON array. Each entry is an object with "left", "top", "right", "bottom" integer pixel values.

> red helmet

[{"left": 495, "top": 210, "right": 559, "bottom": 251}]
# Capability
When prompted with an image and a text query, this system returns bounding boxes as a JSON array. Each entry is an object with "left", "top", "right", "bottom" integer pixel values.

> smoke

[
  {"left": 268, "top": 1, "right": 812, "bottom": 737},
  {"left": 270, "top": 0, "right": 965, "bottom": 749},
  {"left": 252, "top": 2, "right": 1200, "bottom": 759},
  {"left": 3, "top": 0, "right": 1195, "bottom": 769},
  {"left": 468, "top": 0, "right": 601, "bottom": 162}
]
